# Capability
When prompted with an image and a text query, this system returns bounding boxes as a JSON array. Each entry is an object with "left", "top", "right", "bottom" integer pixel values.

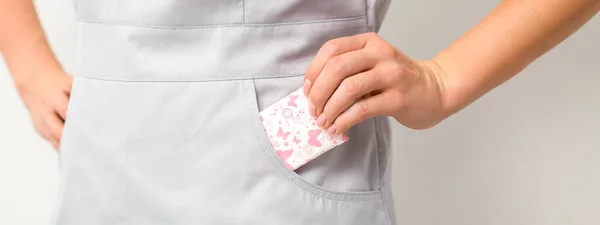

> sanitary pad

[{"left": 259, "top": 88, "right": 349, "bottom": 170}]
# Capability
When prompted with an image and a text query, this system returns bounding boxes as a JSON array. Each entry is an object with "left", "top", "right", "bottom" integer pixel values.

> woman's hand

[
  {"left": 16, "top": 69, "right": 72, "bottom": 150},
  {"left": 303, "top": 32, "right": 448, "bottom": 134}
]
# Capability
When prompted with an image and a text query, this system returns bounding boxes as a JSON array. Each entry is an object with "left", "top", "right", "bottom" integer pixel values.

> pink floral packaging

[{"left": 259, "top": 88, "right": 349, "bottom": 170}]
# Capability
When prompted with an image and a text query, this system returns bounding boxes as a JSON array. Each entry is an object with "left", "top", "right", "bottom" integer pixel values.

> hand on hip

[
  {"left": 17, "top": 69, "right": 72, "bottom": 150},
  {"left": 304, "top": 32, "right": 448, "bottom": 134}
]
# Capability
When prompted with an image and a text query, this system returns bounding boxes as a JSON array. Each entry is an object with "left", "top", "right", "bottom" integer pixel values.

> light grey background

[{"left": 1, "top": 0, "right": 598, "bottom": 225}]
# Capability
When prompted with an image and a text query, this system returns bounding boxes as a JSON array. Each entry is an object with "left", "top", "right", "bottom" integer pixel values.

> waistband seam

[
  {"left": 73, "top": 73, "right": 306, "bottom": 83},
  {"left": 77, "top": 15, "right": 366, "bottom": 30}
]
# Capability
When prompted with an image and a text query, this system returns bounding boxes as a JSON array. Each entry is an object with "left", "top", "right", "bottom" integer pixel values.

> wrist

[
  {"left": 10, "top": 54, "right": 62, "bottom": 89},
  {"left": 13, "top": 65, "right": 63, "bottom": 98},
  {"left": 4, "top": 36, "right": 61, "bottom": 87},
  {"left": 417, "top": 58, "right": 457, "bottom": 120}
]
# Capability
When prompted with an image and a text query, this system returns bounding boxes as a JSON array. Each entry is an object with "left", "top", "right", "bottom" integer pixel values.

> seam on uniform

[
  {"left": 243, "top": 79, "right": 383, "bottom": 203},
  {"left": 374, "top": 117, "right": 393, "bottom": 225},
  {"left": 381, "top": 185, "right": 392, "bottom": 225},
  {"left": 365, "top": 0, "right": 370, "bottom": 30},
  {"left": 242, "top": 0, "right": 245, "bottom": 24},
  {"left": 373, "top": 118, "right": 382, "bottom": 191},
  {"left": 73, "top": 73, "right": 306, "bottom": 83},
  {"left": 77, "top": 15, "right": 366, "bottom": 30},
  {"left": 374, "top": 117, "right": 392, "bottom": 225}
]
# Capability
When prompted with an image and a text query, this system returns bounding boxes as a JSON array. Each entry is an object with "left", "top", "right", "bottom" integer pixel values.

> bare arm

[
  {"left": 433, "top": 0, "right": 600, "bottom": 117},
  {"left": 304, "top": 0, "right": 600, "bottom": 133},
  {"left": 0, "top": 0, "right": 62, "bottom": 86},
  {"left": 0, "top": 0, "right": 72, "bottom": 150}
]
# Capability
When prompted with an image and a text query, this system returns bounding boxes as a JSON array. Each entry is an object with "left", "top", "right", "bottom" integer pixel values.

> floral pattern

[{"left": 260, "top": 88, "right": 349, "bottom": 170}]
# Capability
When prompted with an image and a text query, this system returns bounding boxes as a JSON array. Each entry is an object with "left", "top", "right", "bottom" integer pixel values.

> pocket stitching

[{"left": 242, "top": 79, "right": 383, "bottom": 203}]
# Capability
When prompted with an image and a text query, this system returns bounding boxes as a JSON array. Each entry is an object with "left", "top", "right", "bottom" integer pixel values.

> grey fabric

[
  {"left": 75, "top": 17, "right": 368, "bottom": 82},
  {"left": 53, "top": 1, "right": 395, "bottom": 224}
]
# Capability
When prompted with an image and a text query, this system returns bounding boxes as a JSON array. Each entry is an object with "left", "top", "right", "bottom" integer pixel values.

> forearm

[
  {"left": 432, "top": 0, "right": 600, "bottom": 117},
  {"left": 0, "top": 0, "right": 61, "bottom": 89}
]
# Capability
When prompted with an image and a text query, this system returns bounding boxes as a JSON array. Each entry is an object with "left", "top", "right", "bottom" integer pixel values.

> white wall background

[{"left": 1, "top": 0, "right": 598, "bottom": 225}]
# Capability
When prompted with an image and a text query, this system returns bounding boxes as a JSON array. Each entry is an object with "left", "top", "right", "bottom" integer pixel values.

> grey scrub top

[{"left": 53, "top": 0, "right": 396, "bottom": 224}]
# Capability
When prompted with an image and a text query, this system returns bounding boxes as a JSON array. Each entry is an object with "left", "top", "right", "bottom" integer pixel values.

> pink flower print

[
  {"left": 277, "top": 127, "right": 291, "bottom": 140},
  {"left": 302, "top": 144, "right": 314, "bottom": 155},
  {"left": 288, "top": 94, "right": 299, "bottom": 108},
  {"left": 293, "top": 109, "right": 309, "bottom": 124},
  {"left": 276, "top": 149, "right": 294, "bottom": 170},
  {"left": 308, "top": 129, "right": 322, "bottom": 147},
  {"left": 282, "top": 108, "right": 293, "bottom": 119},
  {"left": 293, "top": 136, "right": 301, "bottom": 145}
]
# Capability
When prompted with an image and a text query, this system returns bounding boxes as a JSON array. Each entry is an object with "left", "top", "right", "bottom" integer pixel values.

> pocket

[{"left": 241, "top": 77, "right": 384, "bottom": 202}]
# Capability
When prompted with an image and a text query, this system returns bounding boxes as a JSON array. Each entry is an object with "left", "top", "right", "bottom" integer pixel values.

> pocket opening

[{"left": 241, "top": 78, "right": 383, "bottom": 202}]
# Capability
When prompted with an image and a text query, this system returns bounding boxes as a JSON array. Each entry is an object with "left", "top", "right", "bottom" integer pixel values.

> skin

[
  {"left": 0, "top": 0, "right": 72, "bottom": 150},
  {"left": 1, "top": 0, "right": 599, "bottom": 149},
  {"left": 304, "top": 0, "right": 600, "bottom": 135}
]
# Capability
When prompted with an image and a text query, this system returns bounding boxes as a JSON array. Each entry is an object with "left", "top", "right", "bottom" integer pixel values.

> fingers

[
  {"left": 307, "top": 49, "right": 377, "bottom": 117},
  {"left": 45, "top": 113, "right": 64, "bottom": 150},
  {"left": 46, "top": 113, "right": 64, "bottom": 141},
  {"left": 50, "top": 75, "right": 72, "bottom": 120},
  {"left": 34, "top": 112, "right": 63, "bottom": 151},
  {"left": 303, "top": 32, "right": 415, "bottom": 134},
  {"left": 319, "top": 70, "right": 388, "bottom": 128},
  {"left": 50, "top": 91, "right": 70, "bottom": 120},
  {"left": 62, "top": 74, "right": 73, "bottom": 94},
  {"left": 304, "top": 34, "right": 369, "bottom": 95},
  {"left": 25, "top": 73, "right": 73, "bottom": 151},
  {"left": 50, "top": 138, "right": 60, "bottom": 151},
  {"left": 329, "top": 91, "right": 401, "bottom": 135}
]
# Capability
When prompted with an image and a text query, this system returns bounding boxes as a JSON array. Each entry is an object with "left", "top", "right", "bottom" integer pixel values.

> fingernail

[
  {"left": 327, "top": 124, "right": 337, "bottom": 134},
  {"left": 303, "top": 79, "right": 312, "bottom": 96},
  {"left": 309, "top": 102, "right": 316, "bottom": 118},
  {"left": 316, "top": 113, "right": 327, "bottom": 127}
]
